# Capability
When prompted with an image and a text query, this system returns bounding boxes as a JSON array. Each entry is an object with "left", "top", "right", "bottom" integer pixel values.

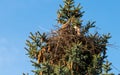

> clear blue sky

[{"left": 0, "top": 0, "right": 120, "bottom": 75}]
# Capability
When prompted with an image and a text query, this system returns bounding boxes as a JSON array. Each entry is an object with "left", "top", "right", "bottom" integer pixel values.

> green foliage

[
  {"left": 24, "top": 0, "right": 114, "bottom": 75},
  {"left": 100, "top": 60, "right": 114, "bottom": 75},
  {"left": 57, "top": 0, "right": 84, "bottom": 25}
]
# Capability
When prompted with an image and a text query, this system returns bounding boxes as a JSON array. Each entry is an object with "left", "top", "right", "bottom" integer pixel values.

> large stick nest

[{"left": 37, "top": 24, "right": 106, "bottom": 65}]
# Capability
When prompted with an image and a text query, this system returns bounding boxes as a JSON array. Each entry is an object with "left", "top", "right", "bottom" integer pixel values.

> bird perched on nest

[
  {"left": 74, "top": 25, "right": 80, "bottom": 36},
  {"left": 61, "top": 17, "right": 81, "bottom": 36}
]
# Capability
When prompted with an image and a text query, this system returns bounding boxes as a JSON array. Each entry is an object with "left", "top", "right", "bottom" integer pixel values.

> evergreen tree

[
  {"left": 24, "top": 0, "right": 114, "bottom": 75},
  {"left": 101, "top": 60, "right": 114, "bottom": 75}
]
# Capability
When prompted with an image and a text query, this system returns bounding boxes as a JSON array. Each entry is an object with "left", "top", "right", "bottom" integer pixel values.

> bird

[{"left": 73, "top": 25, "right": 81, "bottom": 36}]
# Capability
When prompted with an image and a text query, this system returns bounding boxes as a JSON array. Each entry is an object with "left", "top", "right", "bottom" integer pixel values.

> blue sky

[{"left": 0, "top": 0, "right": 120, "bottom": 75}]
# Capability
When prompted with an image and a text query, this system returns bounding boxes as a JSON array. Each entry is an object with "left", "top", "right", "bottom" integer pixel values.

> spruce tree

[
  {"left": 101, "top": 60, "right": 114, "bottom": 75},
  {"left": 24, "top": 0, "right": 114, "bottom": 75}
]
